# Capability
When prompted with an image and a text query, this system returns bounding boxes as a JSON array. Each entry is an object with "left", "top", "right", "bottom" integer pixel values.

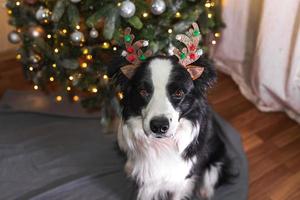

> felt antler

[
  {"left": 120, "top": 27, "right": 152, "bottom": 79},
  {"left": 173, "top": 23, "right": 204, "bottom": 80}
]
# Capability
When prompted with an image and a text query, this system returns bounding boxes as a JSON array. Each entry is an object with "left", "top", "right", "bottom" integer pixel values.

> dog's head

[
  {"left": 115, "top": 55, "right": 216, "bottom": 138},
  {"left": 113, "top": 23, "right": 216, "bottom": 138}
]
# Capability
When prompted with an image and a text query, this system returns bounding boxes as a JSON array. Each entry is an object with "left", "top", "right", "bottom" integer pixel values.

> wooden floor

[{"left": 1, "top": 58, "right": 300, "bottom": 200}]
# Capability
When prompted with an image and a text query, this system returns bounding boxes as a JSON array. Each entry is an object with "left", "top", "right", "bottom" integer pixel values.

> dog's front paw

[
  {"left": 196, "top": 187, "right": 214, "bottom": 200},
  {"left": 124, "top": 160, "right": 133, "bottom": 176}
]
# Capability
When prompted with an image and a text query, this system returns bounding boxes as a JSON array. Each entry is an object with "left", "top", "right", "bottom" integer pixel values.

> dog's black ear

[{"left": 192, "top": 57, "right": 217, "bottom": 92}]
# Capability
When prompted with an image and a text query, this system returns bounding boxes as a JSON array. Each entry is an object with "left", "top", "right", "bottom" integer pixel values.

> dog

[
  {"left": 112, "top": 23, "right": 233, "bottom": 200},
  {"left": 114, "top": 55, "right": 232, "bottom": 200}
]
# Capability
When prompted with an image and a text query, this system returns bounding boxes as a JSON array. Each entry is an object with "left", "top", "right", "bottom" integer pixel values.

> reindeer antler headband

[{"left": 120, "top": 23, "right": 204, "bottom": 80}]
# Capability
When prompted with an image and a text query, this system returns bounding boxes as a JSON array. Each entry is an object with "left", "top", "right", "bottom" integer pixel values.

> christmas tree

[{"left": 6, "top": 0, "right": 223, "bottom": 122}]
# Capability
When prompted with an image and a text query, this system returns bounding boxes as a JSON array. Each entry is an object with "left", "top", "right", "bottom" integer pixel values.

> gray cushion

[{"left": 0, "top": 91, "right": 248, "bottom": 200}]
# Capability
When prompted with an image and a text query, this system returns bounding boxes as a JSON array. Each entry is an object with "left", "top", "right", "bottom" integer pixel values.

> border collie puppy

[{"left": 116, "top": 55, "right": 232, "bottom": 200}]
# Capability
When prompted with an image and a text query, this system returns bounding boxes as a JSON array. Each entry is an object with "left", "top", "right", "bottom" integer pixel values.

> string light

[
  {"left": 16, "top": 1, "right": 21, "bottom": 6},
  {"left": 7, "top": 9, "right": 12, "bottom": 15},
  {"left": 113, "top": 46, "right": 117, "bottom": 51},
  {"left": 101, "top": 42, "right": 110, "bottom": 49},
  {"left": 82, "top": 48, "right": 89, "bottom": 55},
  {"left": 142, "top": 12, "right": 149, "bottom": 18},
  {"left": 62, "top": 29, "right": 68, "bottom": 34},
  {"left": 47, "top": 34, "right": 52, "bottom": 39},
  {"left": 117, "top": 2, "right": 122, "bottom": 7},
  {"left": 76, "top": 25, "right": 81, "bottom": 30},
  {"left": 175, "top": 12, "right": 181, "bottom": 18},
  {"left": 118, "top": 92, "right": 124, "bottom": 100},
  {"left": 16, "top": 54, "right": 22, "bottom": 60},
  {"left": 69, "top": 76, "right": 74, "bottom": 80},
  {"left": 214, "top": 32, "right": 221, "bottom": 37},
  {"left": 49, "top": 77, "right": 54, "bottom": 82},
  {"left": 54, "top": 48, "right": 59, "bottom": 53},
  {"left": 168, "top": 29, "right": 173, "bottom": 34},
  {"left": 86, "top": 54, "right": 93, "bottom": 60},
  {"left": 210, "top": 2, "right": 215, "bottom": 6},
  {"left": 103, "top": 74, "right": 109, "bottom": 80},
  {"left": 29, "top": 66, "right": 34, "bottom": 71},
  {"left": 60, "top": 42, "right": 64, "bottom": 47},
  {"left": 56, "top": 95, "right": 62, "bottom": 102},
  {"left": 66, "top": 86, "right": 71, "bottom": 91},
  {"left": 52, "top": 63, "right": 57, "bottom": 68},
  {"left": 212, "top": 40, "right": 217, "bottom": 45},
  {"left": 73, "top": 95, "right": 80, "bottom": 102},
  {"left": 80, "top": 62, "right": 88, "bottom": 68},
  {"left": 205, "top": 2, "right": 211, "bottom": 8},
  {"left": 91, "top": 87, "right": 98, "bottom": 93},
  {"left": 33, "top": 85, "right": 39, "bottom": 90},
  {"left": 208, "top": 13, "right": 213, "bottom": 18}
]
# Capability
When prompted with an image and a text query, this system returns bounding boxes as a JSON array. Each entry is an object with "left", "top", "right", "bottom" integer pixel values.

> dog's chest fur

[{"left": 118, "top": 117, "right": 198, "bottom": 199}]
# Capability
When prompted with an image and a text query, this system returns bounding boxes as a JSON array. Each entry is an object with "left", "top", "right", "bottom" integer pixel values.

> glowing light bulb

[
  {"left": 62, "top": 29, "right": 67, "bottom": 34},
  {"left": 212, "top": 40, "right": 217, "bottom": 45},
  {"left": 101, "top": 42, "right": 110, "bottom": 49},
  {"left": 56, "top": 96, "right": 62, "bottom": 102},
  {"left": 47, "top": 34, "right": 52, "bottom": 39},
  {"left": 54, "top": 48, "right": 59, "bottom": 53},
  {"left": 16, "top": 54, "right": 21, "bottom": 60},
  {"left": 33, "top": 85, "right": 38, "bottom": 90},
  {"left": 49, "top": 77, "right": 54, "bottom": 82},
  {"left": 118, "top": 92, "right": 124, "bottom": 100},
  {"left": 208, "top": 13, "right": 213, "bottom": 18},
  {"left": 215, "top": 32, "right": 221, "bottom": 37},
  {"left": 76, "top": 25, "right": 81, "bottom": 30},
  {"left": 69, "top": 76, "right": 74, "bottom": 80},
  {"left": 205, "top": 2, "right": 211, "bottom": 8},
  {"left": 52, "top": 63, "right": 57, "bottom": 68},
  {"left": 142, "top": 12, "right": 149, "bottom": 18},
  {"left": 73, "top": 95, "right": 80, "bottom": 102},
  {"left": 168, "top": 29, "right": 173, "bottom": 34},
  {"left": 113, "top": 47, "right": 117, "bottom": 51},
  {"left": 16, "top": 1, "right": 21, "bottom": 6},
  {"left": 66, "top": 86, "right": 71, "bottom": 91},
  {"left": 103, "top": 74, "right": 109, "bottom": 80},
  {"left": 82, "top": 48, "right": 89, "bottom": 55},
  {"left": 175, "top": 12, "right": 181, "bottom": 18},
  {"left": 86, "top": 55, "right": 93, "bottom": 60},
  {"left": 29, "top": 66, "right": 34, "bottom": 71},
  {"left": 81, "top": 62, "right": 88, "bottom": 68},
  {"left": 92, "top": 87, "right": 98, "bottom": 93}
]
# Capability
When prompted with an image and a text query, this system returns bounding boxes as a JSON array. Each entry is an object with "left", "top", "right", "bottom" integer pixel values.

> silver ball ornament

[
  {"left": 35, "top": 6, "right": 51, "bottom": 21},
  {"left": 30, "top": 54, "right": 42, "bottom": 64},
  {"left": 89, "top": 28, "right": 99, "bottom": 39},
  {"left": 70, "top": 0, "right": 81, "bottom": 3},
  {"left": 70, "top": 30, "right": 85, "bottom": 43},
  {"left": 120, "top": 0, "right": 136, "bottom": 18},
  {"left": 28, "top": 26, "right": 45, "bottom": 38},
  {"left": 8, "top": 31, "right": 21, "bottom": 44},
  {"left": 151, "top": 0, "right": 166, "bottom": 15}
]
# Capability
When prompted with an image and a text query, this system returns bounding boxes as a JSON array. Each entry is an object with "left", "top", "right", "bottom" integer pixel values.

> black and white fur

[{"left": 114, "top": 56, "right": 232, "bottom": 200}]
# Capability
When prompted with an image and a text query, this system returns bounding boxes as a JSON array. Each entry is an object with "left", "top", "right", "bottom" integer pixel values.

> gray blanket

[{"left": 0, "top": 91, "right": 248, "bottom": 200}]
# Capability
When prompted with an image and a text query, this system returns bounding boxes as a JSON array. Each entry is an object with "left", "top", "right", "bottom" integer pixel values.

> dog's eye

[
  {"left": 139, "top": 89, "right": 149, "bottom": 97},
  {"left": 173, "top": 89, "right": 185, "bottom": 98}
]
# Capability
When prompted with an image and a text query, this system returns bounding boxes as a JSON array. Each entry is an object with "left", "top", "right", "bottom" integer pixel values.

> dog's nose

[{"left": 150, "top": 117, "right": 169, "bottom": 134}]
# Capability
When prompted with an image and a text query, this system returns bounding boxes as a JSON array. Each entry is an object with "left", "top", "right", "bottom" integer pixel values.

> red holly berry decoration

[
  {"left": 189, "top": 53, "right": 196, "bottom": 60},
  {"left": 127, "top": 46, "right": 134, "bottom": 53},
  {"left": 189, "top": 44, "right": 196, "bottom": 51},
  {"left": 128, "top": 55, "right": 136, "bottom": 62}
]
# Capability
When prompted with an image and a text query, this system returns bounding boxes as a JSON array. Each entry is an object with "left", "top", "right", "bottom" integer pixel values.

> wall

[{"left": 0, "top": 5, "right": 17, "bottom": 57}]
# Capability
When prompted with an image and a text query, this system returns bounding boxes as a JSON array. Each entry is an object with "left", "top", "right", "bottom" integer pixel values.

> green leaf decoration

[
  {"left": 59, "top": 59, "right": 79, "bottom": 69},
  {"left": 128, "top": 16, "right": 143, "bottom": 30},
  {"left": 67, "top": 4, "right": 80, "bottom": 29},
  {"left": 51, "top": 0, "right": 66, "bottom": 23},
  {"left": 103, "top": 7, "right": 119, "bottom": 40}
]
